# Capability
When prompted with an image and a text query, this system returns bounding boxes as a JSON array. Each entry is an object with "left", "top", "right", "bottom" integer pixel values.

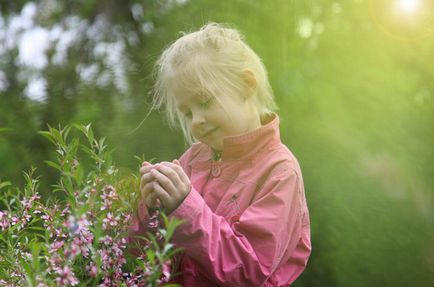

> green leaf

[
  {"left": 37, "top": 131, "right": 57, "bottom": 145},
  {"left": 44, "top": 160, "right": 62, "bottom": 171},
  {"left": 162, "top": 243, "right": 174, "bottom": 254},
  {"left": 19, "top": 258, "right": 35, "bottom": 286},
  {"left": 0, "top": 128, "right": 12, "bottom": 133},
  {"left": 29, "top": 241, "right": 41, "bottom": 271},
  {"left": 27, "top": 226, "right": 46, "bottom": 232},
  {"left": 0, "top": 181, "right": 12, "bottom": 190},
  {"left": 146, "top": 249, "right": 156, "bottom": 265}
]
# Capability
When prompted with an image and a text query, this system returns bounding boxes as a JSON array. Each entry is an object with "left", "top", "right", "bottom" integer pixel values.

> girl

[{"left": 129, "top": 22, "right": 311, "bottom": 286}]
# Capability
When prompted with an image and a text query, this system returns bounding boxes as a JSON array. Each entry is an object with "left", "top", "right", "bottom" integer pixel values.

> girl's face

[{"left": 174, "top": 85, "right": 261, "bottom": 152}]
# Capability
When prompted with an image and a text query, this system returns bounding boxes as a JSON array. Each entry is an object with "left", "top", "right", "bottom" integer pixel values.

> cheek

[{"left": 191, "top": 130, "right": 200, "bottom": 140}]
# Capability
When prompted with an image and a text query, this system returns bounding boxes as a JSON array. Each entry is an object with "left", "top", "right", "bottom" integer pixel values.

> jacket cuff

[{"left": 169, "top": 186, "right": 204, "bottom": 221}]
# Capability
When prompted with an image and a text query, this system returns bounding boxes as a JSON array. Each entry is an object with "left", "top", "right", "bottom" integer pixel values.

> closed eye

[
  {"left": 178, "top": 106, "right": 192, "bottom": 119},
  {"left": 200, "top": 97, "right": 214, "bottom": 109},
  {"left": 184, "top": 110, "right": 192, "bottom": 119}
]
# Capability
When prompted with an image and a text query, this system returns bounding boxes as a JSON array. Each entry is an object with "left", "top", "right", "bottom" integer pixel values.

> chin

[
  {"left": 212, "top": 144, "right": 223, "bottom": 152},
  {"left": 203, "top": 142, "right": 220, "bottom": 151}
]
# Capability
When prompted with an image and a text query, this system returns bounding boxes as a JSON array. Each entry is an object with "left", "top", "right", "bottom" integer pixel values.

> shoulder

[
  {"left": 260, "top": 143, "right": 301, "bottom": 174},
  {"left": 254, "top": 143, "right": 303, "bottom": 186}
]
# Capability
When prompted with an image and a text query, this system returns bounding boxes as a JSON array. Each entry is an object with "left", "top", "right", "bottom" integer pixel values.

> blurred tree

[{"left": 0, "top": 0, "right": 433, "bottom": 286}]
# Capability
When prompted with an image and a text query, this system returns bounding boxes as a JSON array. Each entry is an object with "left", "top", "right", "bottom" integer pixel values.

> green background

[{"left": 1, "top": 1, "right": 433, "bottom": 286}]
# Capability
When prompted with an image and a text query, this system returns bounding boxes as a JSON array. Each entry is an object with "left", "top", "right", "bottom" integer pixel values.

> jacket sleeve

[
  {"left": 169, "top": 165, "right": 303, "bottom": 287},
  {"left": 127, "top": 198, "right": 152, "bottom": 256}
]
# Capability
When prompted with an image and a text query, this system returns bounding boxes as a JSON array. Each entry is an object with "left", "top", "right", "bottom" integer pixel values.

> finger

[
  {"left": 140, "top": 164, "right": 154, "bottom": 175},
  {"left": 142, "top": 161, "right": 150, "bottom": 166},
  {"left": 145, "top": 192, "right": 159, "bottom": 208},
  {"left": 161, "top": 161, "right": 190, "bottom": 185},
  {"left": 140, "top": 172, "right": 154, "bottom": 191},
  {"left": 141, "top": 182, "right": 153, "bottom": 200},
  {"left": 154, "top": 163, "right": 183, "bottom": 187},
  {"left": 150, "top": 168, "right": 176, "bottom": 195},
  {"left": 152, "top": 181, "right": 171, "bottom": 208}
]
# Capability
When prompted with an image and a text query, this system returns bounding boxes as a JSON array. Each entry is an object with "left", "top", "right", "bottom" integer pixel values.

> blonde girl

[{"left": 129, "top": 22, "right": 311, "bottom": 286}]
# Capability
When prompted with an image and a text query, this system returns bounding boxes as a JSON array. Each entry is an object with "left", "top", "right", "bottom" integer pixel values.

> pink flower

[
  {"left": 102, "top": 212, "right": 120, "bottom": 230},
  {"left": 0, "top": 211, "right": 9, "bottom": 230},
  {"left": 55, "top": 266, "right": 79, "bottom": 286},
  {"left": 47, "top": 254, "right": 63, "bottom": 273},
  {"left": 65, "top": 214, "right": 91, "bottom": 235},
  {"left": 65, "top": 215, "right": 79, "bottom": 234},
  {"left": 10, "top": 216, "right": 19, "bottom": 226},
  {"left": 33, "top": 209, "right": 42, "bottom": 215},
  {"left": 64, "top": 242, "right": 81, "bottom": 259},
  {"left": 60, "top": 204, "right": 71, "bottom": 217},
  {"left": 31, "top": 194, "right": 40, "bottom": 202},
  {"left": 99, "top": 276, "right": 112, "bottom": 287},
  {"left": 101, "top": 235, "right": 113, "bottom": 246},
  {"left": 161, "top": 260, "right": 172, "bottom": 283},
  {"left": 86, "top": 262, "right": 98, "bottom": 278},
  {"left": 49, "top": 240, "right": 64, "bottom": 253},
  {"left": 49, "top": 227, "right": 66, "bottom": 239},
  {"left": 36, "top": 275, "right": 49, "bottom": 287},
  {"left": 41, "top": 214, "right": 51, "bottom": 221},
  {"left": 78, "top": 214, "right": 91, "bottom": 229},
  {"left": 81, "top": 228, "right": 94, "bottom": 244},
  {"left": 123, "top": 213, "right": 131, "bottom": 224},
  {"left": 124, "top": 273, "right": 141, "bottom": 287},
  {"left": 147, "top": 209, "right": 161, "bottom": 230},
  {"left": 71, "top": 236, "right": 92, "bottom": 258},
  {"left": 21, "top": 193, "right": 40, "bottom": 210},
  {"left": 99, "top": 235, "right": 127, "bottom": 274},
  {"left": 100, "top": 185, "right": 118, "bottom": 211},
  {"left": 20, "top": 213, "right": 32, "bottom": 226}
]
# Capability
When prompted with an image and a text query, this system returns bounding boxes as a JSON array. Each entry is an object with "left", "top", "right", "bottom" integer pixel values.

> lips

[{"left": 202, "top": 128, "right": 217, "bottom": 138}]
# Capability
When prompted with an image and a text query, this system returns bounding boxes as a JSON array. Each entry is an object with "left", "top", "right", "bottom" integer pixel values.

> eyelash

[
  {"left": 183, "top": 98, "right": 213, "bottom": 119},
  {"left": 201, "top": 98, "right": 213, "bottom": 108}
]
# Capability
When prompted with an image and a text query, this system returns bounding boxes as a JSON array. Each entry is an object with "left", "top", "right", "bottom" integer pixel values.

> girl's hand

[
  {"left": 140, "top": 161, "right": 160, "bottom": 208},
  {"left": 148, "top": 160, "right": 191, "bottom": 215}
]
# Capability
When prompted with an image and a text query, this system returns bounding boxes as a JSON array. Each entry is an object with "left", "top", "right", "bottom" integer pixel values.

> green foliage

[{"left": 0, "top": 124, "right": 181, "bottom": 286}]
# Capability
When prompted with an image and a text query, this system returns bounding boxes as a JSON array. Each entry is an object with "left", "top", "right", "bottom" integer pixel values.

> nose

[{"left": 191, "top": 111, "right": 205, "bottom": 129}]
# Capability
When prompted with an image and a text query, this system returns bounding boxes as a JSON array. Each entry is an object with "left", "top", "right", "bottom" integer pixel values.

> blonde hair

[{"left": 151, "top": 22, "right": 278, "bottom": 145}]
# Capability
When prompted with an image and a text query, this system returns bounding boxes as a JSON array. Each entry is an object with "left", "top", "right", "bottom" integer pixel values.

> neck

[{"left": 212, "top": 149, "right": 221, "bottom": 161}]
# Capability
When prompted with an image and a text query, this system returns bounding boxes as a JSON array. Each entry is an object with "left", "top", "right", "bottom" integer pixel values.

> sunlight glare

[{"left": 397, "top": 0, "right": 421, "bottom": 13}]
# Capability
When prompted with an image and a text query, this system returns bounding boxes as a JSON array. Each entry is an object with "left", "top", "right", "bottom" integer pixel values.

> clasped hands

[{"left": 139, "top": 160, "right": 191, "bottom": 215}]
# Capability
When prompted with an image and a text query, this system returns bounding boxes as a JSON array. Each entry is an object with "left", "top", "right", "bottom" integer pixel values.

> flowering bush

[{"left": 0, "top": 124, "right": 182, "bottom": 287}]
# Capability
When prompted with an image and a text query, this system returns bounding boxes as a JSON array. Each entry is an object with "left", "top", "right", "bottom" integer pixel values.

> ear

[{"left": 241, "top": 69, "right": 257, "bottom": 92}]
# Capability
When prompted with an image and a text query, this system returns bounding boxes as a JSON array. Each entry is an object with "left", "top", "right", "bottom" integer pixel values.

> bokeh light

[
  {"left": 370, "top": 0, "right": 434, "bottom": 40},
  {"left": 397, "top": 0, "right": 421, "bottom": 13}
]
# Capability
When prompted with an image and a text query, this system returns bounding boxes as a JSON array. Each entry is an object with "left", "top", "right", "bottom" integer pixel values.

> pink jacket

[{"left": 129, "top": 113, "right": 311, "bottom": 286}]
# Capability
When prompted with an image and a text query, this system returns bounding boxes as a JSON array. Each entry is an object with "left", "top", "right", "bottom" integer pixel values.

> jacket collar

[{"left": 198, "top": 112, "right": 281, "bottom": 162}]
